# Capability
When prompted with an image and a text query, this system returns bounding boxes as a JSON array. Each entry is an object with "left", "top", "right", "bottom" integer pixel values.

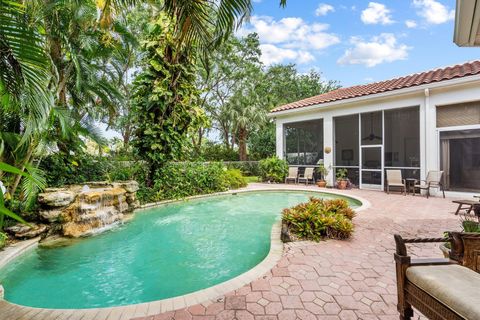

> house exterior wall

[{"left": 273, "top": 77, "right": 480, "bottom": 195}]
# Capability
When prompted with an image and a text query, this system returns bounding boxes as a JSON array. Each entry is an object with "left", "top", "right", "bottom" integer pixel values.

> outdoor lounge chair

[
  {"left": 285, "top": 167, "right": 298, "bottom": 184},
  {"left": 413, "top": 170, "right": 445, "bottom": 198},
  {"left": 386, "top": 170, "right": 406, "bottom": 195},
  {"left": 298, "top": 167, "right": 315, "bottom": 185}
]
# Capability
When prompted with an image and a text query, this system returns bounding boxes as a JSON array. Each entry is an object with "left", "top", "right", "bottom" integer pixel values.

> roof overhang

[
  {"left": 269, "top": 74, "right": 480, "bottom": 118},
  {"left": 454, "top": 0, "right": 480, "bottom": 46}
]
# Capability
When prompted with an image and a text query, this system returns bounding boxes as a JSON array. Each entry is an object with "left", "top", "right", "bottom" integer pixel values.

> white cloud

[
  {"left": 413, "top": 0, "right": 455, "bottom": 24},
  {"left": 405, "top": 20, "right": 417, "bottom": 28},
  {"left": 338, "top": 33, "right": 410, "bottom": 67},
  {"left": 258, "top": 45, "right": 315, "bottom": 65},
  {"left": 315, "top": 3, "right": 335, "bottom": 16},
  {"left": 239, "top": 16, "right": 340, "bottom": 65},
  {"left": 259, "top": 45, "right": 298, "bottom": 65},
  {"left": 361, "top": 2, "right": 394, "bottom": 25}
]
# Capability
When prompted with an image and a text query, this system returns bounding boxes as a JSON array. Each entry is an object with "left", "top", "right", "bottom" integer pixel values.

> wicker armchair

[{"left": 394, "top": 232, "right": 480, "bottom": 320}]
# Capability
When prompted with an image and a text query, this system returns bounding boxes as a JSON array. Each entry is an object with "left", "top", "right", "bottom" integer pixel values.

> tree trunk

[
  {"left": 238, "top": 127, "right": 248, "bottom": 161},
  {"left": 122, "top": 125, "right": 131, "bottom": 149}
]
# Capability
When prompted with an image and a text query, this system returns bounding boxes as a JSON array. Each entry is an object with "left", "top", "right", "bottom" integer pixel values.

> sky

[{"left": 242, "top": 0, "right": 479, "bottom": 87}]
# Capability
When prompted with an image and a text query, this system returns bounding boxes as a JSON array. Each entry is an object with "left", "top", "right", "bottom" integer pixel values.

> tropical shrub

[
  {"left": 41, "top": 153, "right": 115, "bottom": 187},
  {"left": 137, "top": 162, "right": 228, "bottom": 203},
  {"left": 223, "top": 169, "right": 247, "bottom": 189},
  {"left": 282, "top": 197, "right": 356, "bottom": 241},
  {"left": 259, "top": 156, "right": 288, "bottom": 182},
  {"left": 225, "top": 161, "right": 261, "bottom": 176}
]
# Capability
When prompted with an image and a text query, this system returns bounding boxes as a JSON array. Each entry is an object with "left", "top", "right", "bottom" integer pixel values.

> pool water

[{"left": 0, "top": 191, "right": 360, "bottom": 309}]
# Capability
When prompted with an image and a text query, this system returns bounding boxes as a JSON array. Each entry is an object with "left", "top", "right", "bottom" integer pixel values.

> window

[
  {"left": 384, "top": 106, "right": 420, "bottom": 168},
  {"left": 284, "top": 119, "right": 323, "bottom": 165},
  {"left": 440, "top": 129, "right": 480, "bottom": 191}
]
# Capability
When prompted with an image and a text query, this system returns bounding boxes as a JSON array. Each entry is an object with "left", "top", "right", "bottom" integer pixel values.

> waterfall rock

[
  {"left": 6, "top": 223, "right": 48, "bottom": 239},
  {"left": 113, "top": 181, "right": 139, "bottom": 193},
  {"left": 35, "top": 180, "right": 139, "bottom": 238},
  {"left": 38, "top": 191, "right": 76, "bottom": 207},
  {"left": 39, "top": 209, "right": 63, "bottom": 222}
]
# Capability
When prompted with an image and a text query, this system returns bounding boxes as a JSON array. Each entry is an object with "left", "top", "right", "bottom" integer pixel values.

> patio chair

[
  {"left": 386, "top": 169, "right": 406, "bottom": 195},
  {"left": 285, "top": 167, "right": 298, "bottom": 184},
  {"left": 413, "top": 170, "right": 445, "bottom": 198},
  {"left": 298, "top": 167, "right": 315, "bottom": 185}
]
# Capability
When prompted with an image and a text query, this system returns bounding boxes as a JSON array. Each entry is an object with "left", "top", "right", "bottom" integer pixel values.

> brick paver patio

[{"left": 132, "top": 185, "right": 460, "bottom": 320}]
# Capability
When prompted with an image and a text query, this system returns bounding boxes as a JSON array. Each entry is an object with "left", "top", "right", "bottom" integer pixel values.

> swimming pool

[{"left": 0, "top": 191, "right": 361, "bottom": 309}]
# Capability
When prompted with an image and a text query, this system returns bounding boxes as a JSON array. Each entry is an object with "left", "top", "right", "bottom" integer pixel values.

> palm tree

[
  {"left": 228, "top": 84, "right": 267, "bottom": 161},
  {"left": 98, "top": 0, "right": 287, "bottom": 49}
]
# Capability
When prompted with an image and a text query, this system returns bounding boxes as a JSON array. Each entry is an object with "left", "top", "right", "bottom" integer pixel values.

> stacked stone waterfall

[{"left": 37, "top": 181, "right": 140, "bottom": 237}]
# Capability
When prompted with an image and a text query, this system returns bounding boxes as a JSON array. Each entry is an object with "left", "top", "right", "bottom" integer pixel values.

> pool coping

[{"left": 0, "top": 186, "right": 368, "bottom": 319}]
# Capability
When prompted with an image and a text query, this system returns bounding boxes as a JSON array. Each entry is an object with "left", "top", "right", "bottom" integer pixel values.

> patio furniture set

[
  {"left": 386, "top": 170, "right": 445, "bottom": 198},
  {"left": 285, "top": 167, "right": 316, "bottom": 185}
]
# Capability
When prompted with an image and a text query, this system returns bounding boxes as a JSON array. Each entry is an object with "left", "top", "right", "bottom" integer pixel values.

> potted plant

[
  {"left": 316, "top": 164, "right": 329, "bottom": 188},
  {"left": 440, "top": 215, "right": 480, "bottom": 258},
  {"left": 336, "top": 168, "right": 348, "bottom": 190}
]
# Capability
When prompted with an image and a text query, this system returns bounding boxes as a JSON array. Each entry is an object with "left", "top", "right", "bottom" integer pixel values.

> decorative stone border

[
  {"left": 0, "top": 237, "right": 40, "bottom": 270},
  {"left": 0, "top": 185, "right": 366, "bottom": 320},
  {"left": 138, "top": 186, "right": 369, "bottom": 213}
]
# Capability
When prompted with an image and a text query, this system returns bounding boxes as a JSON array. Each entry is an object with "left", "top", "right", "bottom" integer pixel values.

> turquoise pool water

[{"left": 0, "top": 191, "right": 360, "bottom": 309}]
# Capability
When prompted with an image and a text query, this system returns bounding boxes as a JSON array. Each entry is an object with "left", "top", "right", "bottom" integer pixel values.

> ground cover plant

[{"left": 282, "top": 197, "right": 356, "bottom": 241}]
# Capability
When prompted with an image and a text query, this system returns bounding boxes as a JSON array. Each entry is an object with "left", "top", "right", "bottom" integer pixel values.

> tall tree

[
  {"left": 131, "top": 1, "right": 288, "bottom": 179},
  {"left": 196, "top": 33, "right": 263, "bottom": 151}
]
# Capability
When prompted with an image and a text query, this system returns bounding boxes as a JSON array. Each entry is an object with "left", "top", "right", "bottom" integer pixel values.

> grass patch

[{"left": 245, "top": 176, "right": 261, "bottom": 183}]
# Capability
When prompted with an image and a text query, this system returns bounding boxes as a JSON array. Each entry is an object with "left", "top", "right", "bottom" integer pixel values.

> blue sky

[{"left": 242, "top": 0, "right": 479, "bottom": 87}]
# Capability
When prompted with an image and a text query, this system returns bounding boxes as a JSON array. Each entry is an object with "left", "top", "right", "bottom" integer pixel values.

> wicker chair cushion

[{"left": 406, "top": 265, "right": 480, "bottom": 319}]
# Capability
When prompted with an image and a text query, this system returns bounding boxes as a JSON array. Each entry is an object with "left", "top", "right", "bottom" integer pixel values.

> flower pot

[
  {"left": 316, "top": 180, "right": 327, "bottom": 188},
  {"left": 337, "top": 180, "right": 348, "bottom": 190}
]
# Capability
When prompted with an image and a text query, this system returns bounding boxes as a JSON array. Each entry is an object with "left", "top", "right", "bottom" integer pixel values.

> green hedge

[
  {"left": 41, "top": 153, "right": 116, "bottom": 187},
  {"left": 41, "top": 154, "right": 248, "bottom": 204},
  {"left": 224, "top": 161, "right": 260, "bottom": 176}
]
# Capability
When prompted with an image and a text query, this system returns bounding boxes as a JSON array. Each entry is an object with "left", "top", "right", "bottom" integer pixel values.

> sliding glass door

[{"left": 440, "top": 129, "right": 480, "bottom": 191}]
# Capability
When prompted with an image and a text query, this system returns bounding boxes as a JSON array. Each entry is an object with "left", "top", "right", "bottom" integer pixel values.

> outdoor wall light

[{"left": 324, "top": 147, "right": 332, "bottom": 154}]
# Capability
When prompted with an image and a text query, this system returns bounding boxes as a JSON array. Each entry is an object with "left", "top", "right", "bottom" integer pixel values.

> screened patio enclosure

[
  {"left": 281, "top": 107, "right": 420, "bottom": 190},
  {"left": 333, "top": 106, "right": 420, "bottom": 189}
]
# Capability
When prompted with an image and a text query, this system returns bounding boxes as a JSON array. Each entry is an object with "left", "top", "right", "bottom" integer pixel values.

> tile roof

[{"left": 271, "top": 60, "right": 480, "bottom": 113}]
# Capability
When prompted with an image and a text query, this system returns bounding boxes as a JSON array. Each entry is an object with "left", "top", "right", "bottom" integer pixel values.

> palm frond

[
  {"left": 21, "top": 162, "right": 46, "bottom": 205},
  {"left": 0, "top": 0, "right": 53, "bottom": 142}
]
